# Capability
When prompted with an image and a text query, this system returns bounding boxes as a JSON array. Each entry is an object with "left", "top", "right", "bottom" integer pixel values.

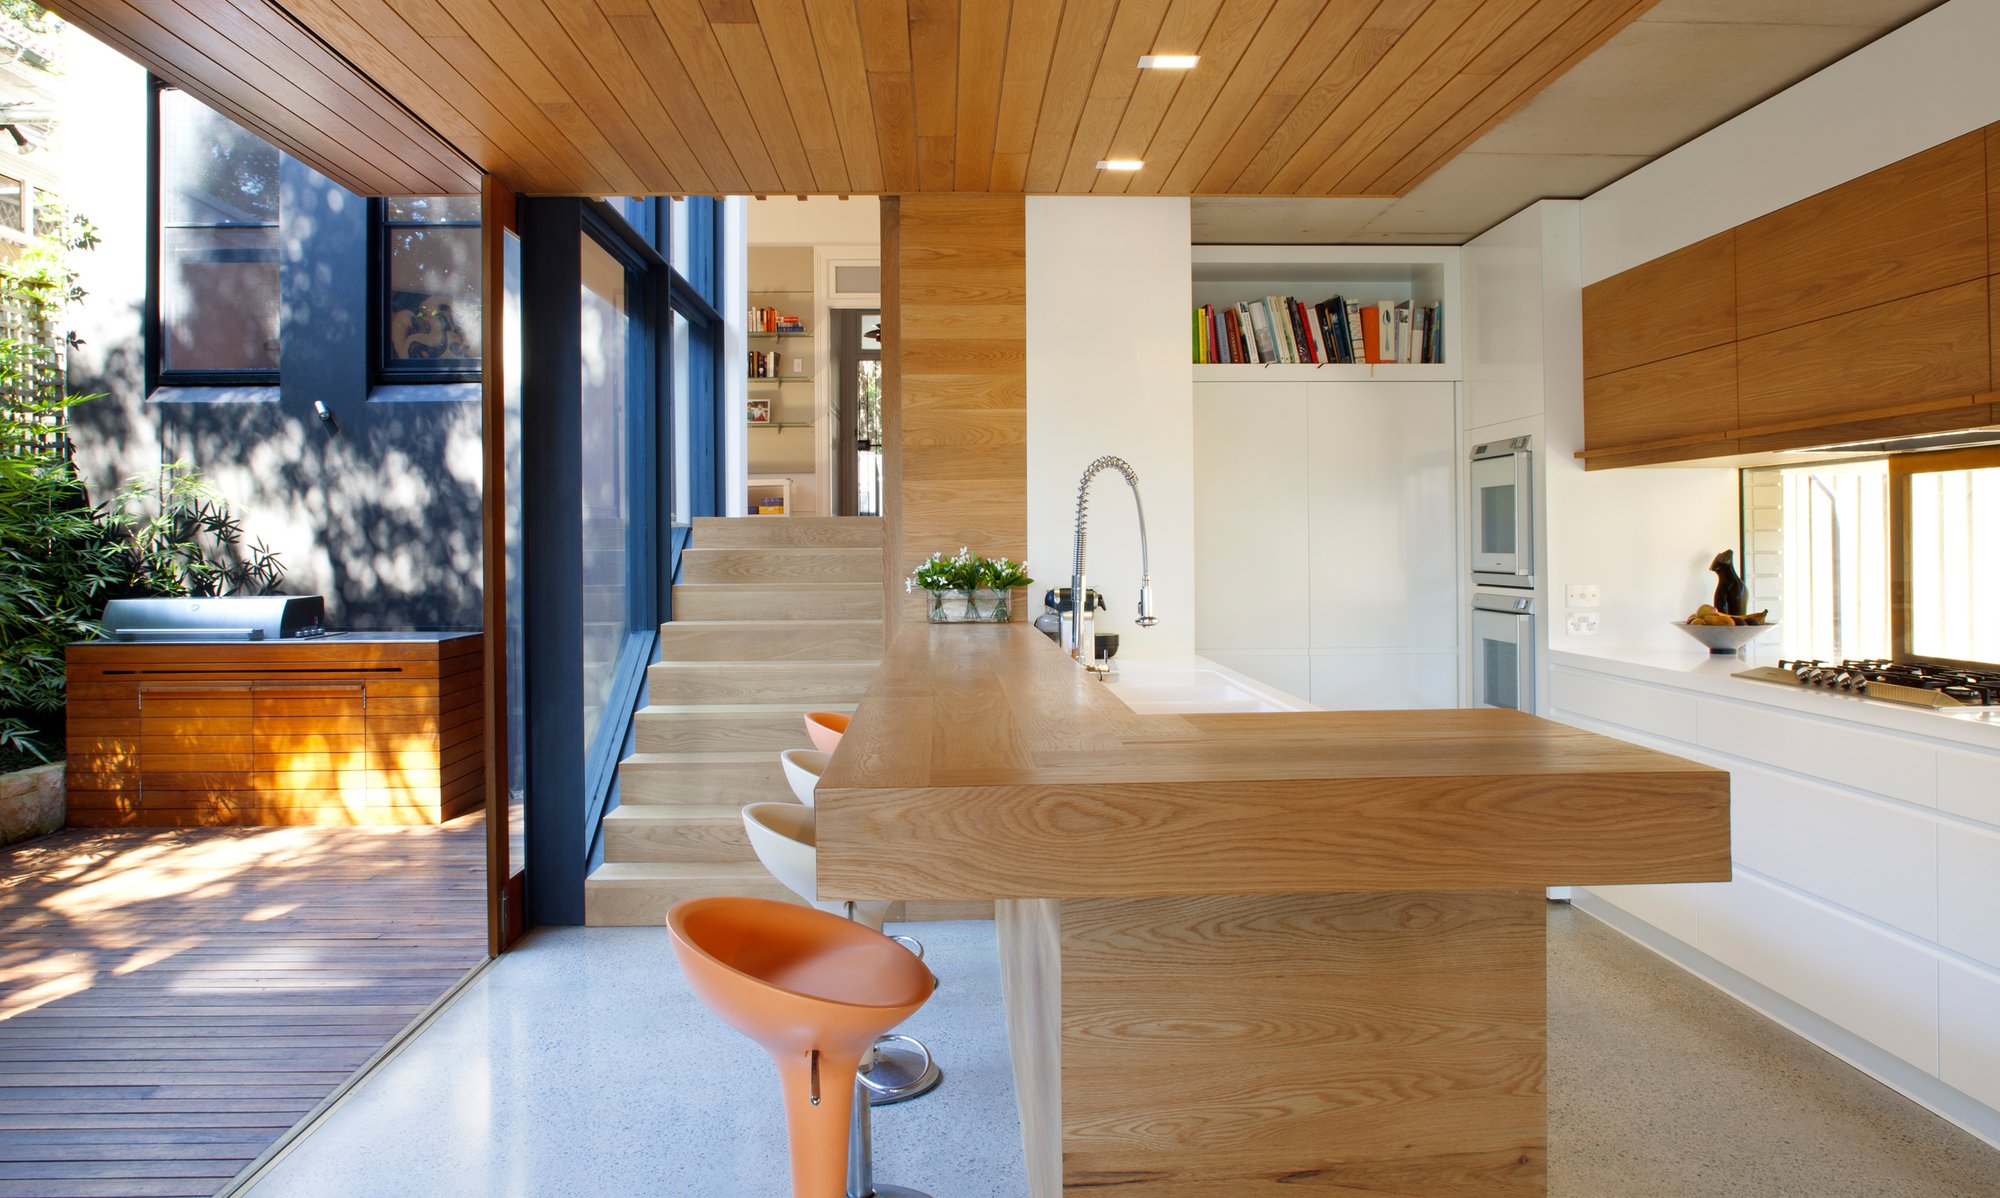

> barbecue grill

[{"left": 100, "top": 595, "right": 328, "bottom": 642}]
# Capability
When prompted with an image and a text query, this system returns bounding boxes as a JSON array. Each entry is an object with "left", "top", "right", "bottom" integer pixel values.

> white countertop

[{"left": 1550, "top": 643, "right": 2000, "bottom": 752}]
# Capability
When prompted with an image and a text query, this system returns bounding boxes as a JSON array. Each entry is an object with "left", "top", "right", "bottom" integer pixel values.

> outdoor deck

[{"left": 0, "top": 817, "right": 486, "bottom": 1198}]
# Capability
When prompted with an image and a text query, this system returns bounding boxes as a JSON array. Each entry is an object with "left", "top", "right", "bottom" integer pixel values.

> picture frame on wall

[{"left": 747, "top": 399, "right": 772, "bottom": 425}]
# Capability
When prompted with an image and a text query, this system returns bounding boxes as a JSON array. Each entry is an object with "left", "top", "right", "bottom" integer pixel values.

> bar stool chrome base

[
  {"left": 849, "top": 1063, "right": 933, "bottom": 1198},
  {"left": 860, "top": 1034, "right": 942, "bottom": 1105},
  {"left": 855, "top": 1187, "right": 931, "bottom": 1197}
]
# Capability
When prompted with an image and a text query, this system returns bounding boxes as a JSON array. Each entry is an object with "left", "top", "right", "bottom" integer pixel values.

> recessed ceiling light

[
  {"left": 1096, "top": 159, "right": 1144, "bottom": 171},
  {"left": 1137, "top": 54, "right": 1199, "bottom": 70}
]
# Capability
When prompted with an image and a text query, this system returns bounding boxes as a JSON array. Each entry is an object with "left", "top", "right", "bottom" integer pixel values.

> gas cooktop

[{"left": 1736, "top": 658, "right": 2000, "bottom": 710}]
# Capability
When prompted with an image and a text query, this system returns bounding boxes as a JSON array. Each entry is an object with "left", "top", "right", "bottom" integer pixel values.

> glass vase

[{"left": 926, "top": 587, "right": 1011, "bottom": 624}]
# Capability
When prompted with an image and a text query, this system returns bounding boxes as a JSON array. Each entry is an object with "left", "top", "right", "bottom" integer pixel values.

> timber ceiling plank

[
  {"left": 1263, "top": 0, "right": 1486, "bottom": 195},
  {"left": 907, "top": 0, "right": 960, "bottom": 192},
  {"left": 952, "top": 0, "right": 1010, "bottom": 192},
  {"left": 645, "top": 0, "right": 786, "bottom": 194},
  {"left": 1121, "top": 0, "right": 1276, "bottom": 196},
  {"left": 749, "top": 0, "right": 851, "bottom": 193},
  {"left": 494, "top": 0, "right": 682, "bottom": 193},
  {"left": 1021, "top": 0, "right": 1119, "bottom": 193},
  {"left": 1155, "top": 0, "right": 1325, "bottom": 195},
  {"left": 601, "top": 6, "right": 752, "bottom": 193},
  {"left": 1307, "top": 0, "right": 1542, "bottom": 194},
  {"left": 1365, "top": 0, "right": 1654, "bottom": 196},
  {"left": 541, "top": 0, "right": 715, "bottom": 195},
  {"left": 855, "top": 0, "right": 918, "bottom": 193},
  {"left": 1090, "top": 0, "right": 1225, "bottom": 195},
  {"left": 441, "top": 0, "right": 649, "bottom": 194},
  {"left": 802, "top": 0, "right": 884, "bottom": 193},
  {"left": 208, "top": 0, "right": 477, "bottom": 191},
  {"left": 1191, "top": 0, "right": 1380, "bottom": 194},
  {"left": 55, "top": 0, "right": 409, "bottom": 196},
  {"left": 278, "top": 0, "right": 549, "bottom": 192},
  {"left": 709, "top": 19, "right": 818, "bottom": 192},
  {"left": 1054, "top": 0, "right": 1173, "bottom": 194},
  {"left": 987, "top": 0, "right": 1062, "bottom": 193}
]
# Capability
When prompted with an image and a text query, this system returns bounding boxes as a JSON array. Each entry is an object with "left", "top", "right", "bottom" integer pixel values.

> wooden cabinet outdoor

[
  {"left": 66, "top": 635, "right": 483, "bottom": 827},
  {"left": 1581, "top": 124, "right": 2000, "bottom": 468},
  {"left": 1734, "top": 131, "right": 1987, "bottom": 340},
  {"left": 1581, "top": 230, "right": 1735, "bottom": 379}
]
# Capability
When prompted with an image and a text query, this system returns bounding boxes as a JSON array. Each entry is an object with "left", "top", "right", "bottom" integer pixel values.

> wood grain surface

[
  {"left": 55, "top": 0, "right": 1662, "bottom": 198},
  {"left": 65, "top": 637, "right": 483, "bottom": 828},
  {"left": 1582, "top": 343, "right": 1738, "bottom": 453},
  {"left": 1581, "top": 230, "right": 1736, "bottom": 379},
  {"left": 1735, "top": 131, "right": 1987, "bottom": 342},
  {"left": 814, "top": 623, "right": 1730, "bottom": 899},
  {"left": 0, "top": 818, "right": 484, "bottom": 1197}
]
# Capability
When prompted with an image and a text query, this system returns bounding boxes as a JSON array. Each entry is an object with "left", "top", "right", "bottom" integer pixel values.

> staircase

[{"left": 583, "top": 516, "right": 887, "bottom": 926}]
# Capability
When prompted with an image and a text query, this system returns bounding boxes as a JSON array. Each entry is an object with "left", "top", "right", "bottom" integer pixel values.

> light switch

[{"left": 1566, "top": 584, "right": 1600, "bottom": 609}]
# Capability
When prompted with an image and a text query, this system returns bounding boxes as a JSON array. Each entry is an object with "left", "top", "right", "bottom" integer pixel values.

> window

[
  {"left": 154, "top": 84, "right": 281, "bottom": 379},
  {"left": 31, "top": 189, "right": 60, "bottom": 239},
  {"left": 1742, "top": 448, "right": 2000, "bottom": 667},
  {"left": 379, "top": 197, "right": 481, "bottom": 379}
]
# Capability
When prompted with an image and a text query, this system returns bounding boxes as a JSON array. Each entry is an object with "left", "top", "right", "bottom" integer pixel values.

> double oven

[{"left": 1469, "top": 437, "right": 1536, "bottom": 712}]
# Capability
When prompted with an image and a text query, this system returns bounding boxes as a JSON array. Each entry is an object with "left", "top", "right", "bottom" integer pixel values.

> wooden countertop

[{"left": 815, "top": 622, "right": 1731, "bottom": 899}]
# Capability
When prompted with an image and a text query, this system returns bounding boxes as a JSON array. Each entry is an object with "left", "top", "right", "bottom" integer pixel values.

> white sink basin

[{"left": 1100, "top": 662, "right": 1311, "bottom": 715}]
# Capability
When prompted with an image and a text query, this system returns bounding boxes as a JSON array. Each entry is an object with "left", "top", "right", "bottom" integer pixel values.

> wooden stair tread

[
  {"left": 619, "top": 751, "right": 780, "bottom": 766},
  {"left": 638, "top": 702, "right": 858, "bottom": 716},
  {"left": 587, "top": 862, "right": 780, "bottom": 882},
  {"left": 602, "top": 803, "right": 752, "bottom": 822}
]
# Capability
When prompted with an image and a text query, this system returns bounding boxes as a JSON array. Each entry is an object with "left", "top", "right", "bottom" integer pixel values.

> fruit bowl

[{"left": 1673, "top": 620, "right": 1777, "bottom": 655}]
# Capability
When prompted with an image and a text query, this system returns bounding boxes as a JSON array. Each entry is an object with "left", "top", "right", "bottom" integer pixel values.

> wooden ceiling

[{"left": 51, "top": 0, "right": 1660, "bottom": 199}]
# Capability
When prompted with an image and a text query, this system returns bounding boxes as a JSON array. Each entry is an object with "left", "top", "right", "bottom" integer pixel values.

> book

[
  {"left": 1394, "top": 302, "right": 1413, "bottom": 363},
  {"left": 1375, "top": 302, "right": 1394, "bottom": 365},
  {"left": 1360, "top": 312, "right": 1382, "bottom": 364},
  {"left": 1288, "top": 300, "right": 1315, "bottom": 364},
  {"left": 1189, "top": 292, "right": 1445, "bottom": 366},
  {"left": 1237, "top": 303, "right": 1260, "bottom": 363},
  {"left": 1246, "top": 301, "right": 1277, "bottom": 363}
]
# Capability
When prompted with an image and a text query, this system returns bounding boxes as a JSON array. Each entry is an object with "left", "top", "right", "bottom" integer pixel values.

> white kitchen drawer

[
  {"left": 1548, "top": 668, "right": 1700, "bottom": 744},
  {"left": 1939, "top": 821, "right": 2000, "bottom": 970},
  {"left": 1938, "top": 747, "right": 2000, "bottom": 829},
  {"left": 1697, "top": 872, "right": 1939, "bottom": 1074},
  {"left": 1697, "top": 700, "right": 1938, "bottom": 808},
  {"left": 1730, "top": 763, "right": 1937, "bottom": 940},
  {"left": 1940, "top": 957, "right": 2000, "bottom": 1112}
]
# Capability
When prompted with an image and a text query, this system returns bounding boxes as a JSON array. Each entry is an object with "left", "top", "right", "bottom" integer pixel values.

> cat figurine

[{"left": 1710, "top": 549, "right": 1747, "bottom": 617}]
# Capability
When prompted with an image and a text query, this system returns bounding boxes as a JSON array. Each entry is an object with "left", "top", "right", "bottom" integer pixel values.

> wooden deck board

[{"left": 0, "top": 821, "right": 485, "bottom": 1196}]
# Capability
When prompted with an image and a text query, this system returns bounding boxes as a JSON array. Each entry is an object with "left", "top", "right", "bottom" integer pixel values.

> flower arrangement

[{"left": 905, "top": 548, "right": 1033, "bottom": 623}]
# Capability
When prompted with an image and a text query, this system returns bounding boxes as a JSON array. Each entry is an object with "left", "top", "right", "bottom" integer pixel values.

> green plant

[
  {"left": 103, "top": 462, "right": 286, "bottom": 598},
  {"left": 905, "top": 548, "right": 1034, "bottom": 594}
]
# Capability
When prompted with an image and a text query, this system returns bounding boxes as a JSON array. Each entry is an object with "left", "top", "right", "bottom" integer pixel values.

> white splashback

[{"left": 1026, "top": 197, "right": 1196, "bottom": 656}]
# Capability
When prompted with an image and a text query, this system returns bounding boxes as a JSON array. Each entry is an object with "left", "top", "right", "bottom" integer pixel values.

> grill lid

[{"left": 100, "top": 595, "right": 327, "bottom": 642}]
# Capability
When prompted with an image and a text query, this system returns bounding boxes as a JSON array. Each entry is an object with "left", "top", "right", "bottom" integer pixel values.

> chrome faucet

[{"left": 1069, "top": 455, "right": 1157, "bottom": 674}]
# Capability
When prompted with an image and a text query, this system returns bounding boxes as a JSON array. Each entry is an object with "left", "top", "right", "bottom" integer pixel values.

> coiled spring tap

[{"left": 1069, "top": 455, "right": 1157, "bottom": 672}]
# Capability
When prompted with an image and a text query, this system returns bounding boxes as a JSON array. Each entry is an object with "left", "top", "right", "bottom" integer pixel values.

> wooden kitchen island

[{"left": 816, "top": 622, "right": 1731, "bottom": 1197}]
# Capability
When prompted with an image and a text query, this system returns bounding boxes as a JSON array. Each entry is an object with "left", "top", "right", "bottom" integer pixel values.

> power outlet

[
  {"left": 1566, "top": 583, "right": 1600, "bottom": 608},
  {"left": 1566, "top": 612, "right": 1600, "bottom": 636}
]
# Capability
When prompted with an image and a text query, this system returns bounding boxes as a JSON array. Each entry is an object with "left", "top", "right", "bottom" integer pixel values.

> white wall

[
  {"left": 1581, "top": 0, "right": 2000, "bottom": 283},
  {"left": 747, "top": 196, "right": 880, "bottom": 247},
  {"left": 1026, "top": 197, "right": 1195, "bottom": 657},
  {"left": 721, "top": 197, "right": 749, "bottom": 515}
]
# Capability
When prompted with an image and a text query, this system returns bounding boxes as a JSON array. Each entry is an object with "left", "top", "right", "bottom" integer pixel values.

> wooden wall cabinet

[
  {"left": 1581, "top": 124, "right": 2000, "bottom": 468},
  {"left": 66, "top": 635, "right": 483, "bottom": 827}
]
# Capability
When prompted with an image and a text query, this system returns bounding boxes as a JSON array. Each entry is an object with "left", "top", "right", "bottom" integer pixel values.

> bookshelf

[{"left": 1190, "top": 245, "right": 1462, "bottom": 382}]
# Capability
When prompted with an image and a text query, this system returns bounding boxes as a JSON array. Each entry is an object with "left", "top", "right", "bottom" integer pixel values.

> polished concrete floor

[{"left": 242, "top": 906, "right": 2000, "bottom": 1198}]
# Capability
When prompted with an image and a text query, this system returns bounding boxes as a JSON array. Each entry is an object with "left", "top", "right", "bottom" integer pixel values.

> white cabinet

[
  {"left": 1729, "top": 763, "right": 1937, "bottom": 940},
  {"left": 1941, "top": 958, "right": 2000, "bottom": 1112},
  {"left": 1939, "top": 821, "right": 2000, "bottom": 970},
  {"left": 1194, "top": 380, "right": 1457, "bottom": 709}
]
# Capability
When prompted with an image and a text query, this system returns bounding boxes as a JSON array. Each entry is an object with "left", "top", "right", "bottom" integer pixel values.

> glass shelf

[
  {"left": 748, "top": 375, "right": 811, "bottom": 383},
  {"left": 748, "top": 330, "right": 811, "bottom": 338},
  {"left": 749, "top": 421, "right": 814, "bottom": 429}
]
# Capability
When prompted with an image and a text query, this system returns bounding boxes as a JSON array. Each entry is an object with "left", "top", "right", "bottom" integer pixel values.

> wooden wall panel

[
  {"left": 883, "top": 195, "right": 1029, "bottom": 629},
  {"left": 1736, "top": 131, "right": 1987, "bottom": 342},
  {"left": 1988, "top": 121, "right": 2000, "bottom": 277},
  {"left": 66, "top": 636, "right": 483, "bottom": 827},
  {"left": 1057, "top": 891, "right": 1547, "bottom": 1196},
  {"left": 58, "top": 0, "right": 1658, "bottom": 198},
  {"left": 1737, "top": 280, "right": 1991, "bottom": 429},
  {"left": 1581, "top": 231, "right": 1735, "bottom": 379}
]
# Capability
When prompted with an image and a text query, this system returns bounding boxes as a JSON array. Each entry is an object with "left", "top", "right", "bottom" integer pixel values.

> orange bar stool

[
  {"left": 804, "top": 711, "right": 850, "bottom": 753},
  {"left": 744, "top": 801, "right": 943, "bottom": 1106},
  {"left": 668, "top": 896, "right": 934, "bottom": 1198}
]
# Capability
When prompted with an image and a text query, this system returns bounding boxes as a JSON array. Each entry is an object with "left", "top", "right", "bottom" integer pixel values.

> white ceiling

[{"left": 1192, "top": 0, "right": 1947, "bottom": 245}]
